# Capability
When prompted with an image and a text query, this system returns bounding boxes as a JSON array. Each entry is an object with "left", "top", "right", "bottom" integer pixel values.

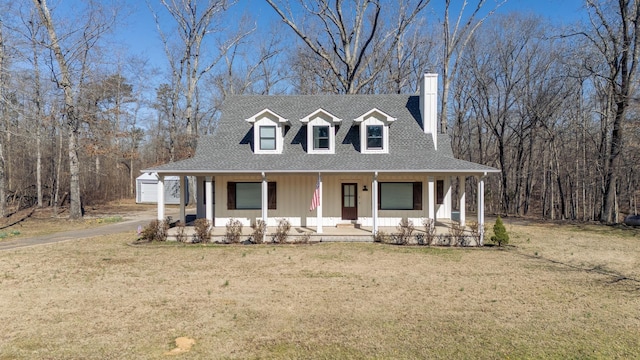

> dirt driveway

[{"left": 0, "top": 207, "right": 177, "bottom": 251}]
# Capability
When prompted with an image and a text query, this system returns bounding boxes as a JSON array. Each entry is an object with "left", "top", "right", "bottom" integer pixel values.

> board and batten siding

[{"left": 210, "top": 173, "right": 452, "bottom": 227}]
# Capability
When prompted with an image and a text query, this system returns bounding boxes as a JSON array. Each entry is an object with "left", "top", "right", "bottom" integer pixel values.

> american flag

[{"left": 310, "top": 178, "right": 320, "bottom": 211}]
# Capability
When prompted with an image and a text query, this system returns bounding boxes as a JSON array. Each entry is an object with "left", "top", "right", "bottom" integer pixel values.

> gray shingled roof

[{"left": 145, "top": 94, "right": 499, "bottom": 174}]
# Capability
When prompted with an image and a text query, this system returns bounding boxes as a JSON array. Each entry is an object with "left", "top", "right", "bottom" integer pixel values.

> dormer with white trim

[
  {"left": 300, "top": 108, "right": 342, "bottom": 154},
  {"left": 354, "top": 108, "right": 396, "bottom": 154},
  {"left": 246, "top": 109, "right": 290, "bottom": 154}
]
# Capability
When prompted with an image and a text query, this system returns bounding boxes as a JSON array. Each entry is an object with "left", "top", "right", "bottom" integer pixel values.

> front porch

[{"left": 156, "top": 172, "right": 488, "bottom": 245}]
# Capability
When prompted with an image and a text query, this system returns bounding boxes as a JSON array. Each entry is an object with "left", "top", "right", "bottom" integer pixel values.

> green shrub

[
  {"left": 250, "top": 219, "right": 267, "bottom": 244},
  {"left": 274, "top": 218, "right": 291, "bottom": 243},
  {"left": 224, "top": 218, "right": 243, "bottom": 244},
  {"left": 490, "top": 216, "right": 509, "bottom": 246}
]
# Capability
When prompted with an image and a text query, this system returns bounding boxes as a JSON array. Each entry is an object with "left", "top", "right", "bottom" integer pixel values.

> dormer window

[
  {"left": 300, "top": 108, "right": 341, "bottom": 154},
  {"left": 313, "top": 126, "right": 330, "bottom": 150},
  {"left": 354, "top": 108, "right": 396, "bottom": 154},
  {"left": 366, "top": 125, "right": 383, "bottom": 149},
  {"left": 246, "top": 109, "right": 289, "bottom": 154},
  {"left": 260, "top": 126, "right": 276, "bottom": 150}
]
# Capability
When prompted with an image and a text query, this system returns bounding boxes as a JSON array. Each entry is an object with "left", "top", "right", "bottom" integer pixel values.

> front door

[{"left": 342, "top": 183, "right": 358, "bottom": 220}]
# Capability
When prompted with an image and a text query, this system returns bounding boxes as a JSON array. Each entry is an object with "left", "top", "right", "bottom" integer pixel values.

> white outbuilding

[{"left": 136, "top": 173, "right": 187, "bottom": 205}]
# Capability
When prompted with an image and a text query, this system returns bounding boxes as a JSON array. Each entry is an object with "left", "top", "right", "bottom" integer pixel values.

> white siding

[{"left": 211, "top": 172, "right": 452, "bottom": 228}]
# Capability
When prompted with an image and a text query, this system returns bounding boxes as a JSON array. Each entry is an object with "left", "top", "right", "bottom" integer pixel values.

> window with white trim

[
  {"left": 354, "top": 108, "right": 395, "bottom": 154},
  {"left": 260, "top": 126, "right": 276, "bottom": 150},
  {"left": 300, "top": 108, "right": 341, "bottom": 154},
  {"left": 313, "top": 125, "right": 330, "bottom": 150},
  {"left": 366, "top": 125, "right": 383, "bottom": 150},
  {"left": 245, "top": 109, "right": 289, "bottom": 154}
]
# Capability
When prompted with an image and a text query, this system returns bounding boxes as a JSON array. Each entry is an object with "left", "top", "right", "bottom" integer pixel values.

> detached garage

[{"left": 136, "top": 173, "right": 188, "bottom": 205}]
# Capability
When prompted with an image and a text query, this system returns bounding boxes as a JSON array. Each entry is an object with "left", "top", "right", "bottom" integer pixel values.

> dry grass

[
  {"left": 0, "top": 221, "right": 639, "bottom": 359},
  {"left": 0, "top": 200, "right": 151, "bottom": 239}
]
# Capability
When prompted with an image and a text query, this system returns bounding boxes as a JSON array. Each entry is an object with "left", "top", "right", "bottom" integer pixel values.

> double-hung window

[
  {"left": 246, "top": 109, "right": 289, "bottom": 154},
  {"left": 301, "top": 109, "right": 341, "bottom": 154},
  {"left": 366, "top": 125, "right": 383, "bottom": 150},
  {"left": 354, "top": 108, "right": 395, "bottom": 154},
  {"left": 259, "top": 126, "right": 276, "bottom": 150},
  {"left": 313, "top": 126, "right": 330, "bottom": 150}
]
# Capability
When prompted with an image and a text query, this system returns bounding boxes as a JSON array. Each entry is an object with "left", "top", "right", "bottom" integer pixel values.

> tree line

[{"left": 0, "top": 0, "right": 638, "bottom": 223}]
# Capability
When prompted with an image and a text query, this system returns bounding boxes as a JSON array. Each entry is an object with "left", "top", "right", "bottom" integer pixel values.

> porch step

[{"left": 336, "top": 223, "right": 361, "bottom": 229}]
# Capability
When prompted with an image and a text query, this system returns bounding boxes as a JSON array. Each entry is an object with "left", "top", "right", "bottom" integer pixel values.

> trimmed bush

[
  {"left": 449, "top": 223, "right": 466, "bottom": 246},
  {"left": 395, "top": 218, "right": 415, "bottom": 245},
  {"left": 297, "top": 232, "right": 311, "bottom": 244},
  {"left": 225, "top": 218, "right": 243, "bottom": 244},
  {"left": 250, "top": 219, "right": 267, "bottom": 244},
  {"left": 490, "top": 216, "right": 509, "bottom": 246},
  {"left": 373, "top": 230, "right": 390, "bottom": 243},
  {"left": 140, "top": 220, "right": 169, "bottom": 242},
  {"left": 193, "top": 219, "right": 212, "bottom": 243},
  {"left": 273, "top": 218, "right": 291, "bottom": 243},
  {"left": 175, "top": 221, "right": 187, "bottom": 243},
  {"left": 423, "top": 218, "right": 436, "bottom": 245}
]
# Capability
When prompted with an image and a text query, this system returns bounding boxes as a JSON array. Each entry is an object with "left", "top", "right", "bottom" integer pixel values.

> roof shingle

[{"left": 146, "top": 94, "right": 498, "bottom": 174}]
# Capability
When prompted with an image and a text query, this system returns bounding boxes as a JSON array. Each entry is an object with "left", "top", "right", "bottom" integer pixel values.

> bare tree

[
  {"left": 578, "top": 0, "right": 640, "bottom": 223},
  {"left": 440, "top": 0, "right": 506, "bottom": 133},
  {"left": 32, "top": 0, "right": 116, "bottom": 219},
  {"left": 0, "top": 18, "right": 6, "bottom": 217},
  {"left": 266, "top": 0, "right": 430, "bottom": 94},
  {"left": 150, "top": 0, "right": 252, "bottom": 157}
]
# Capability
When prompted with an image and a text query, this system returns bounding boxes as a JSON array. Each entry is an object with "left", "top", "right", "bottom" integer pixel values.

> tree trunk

[
  {"left": 33, "top": 0, "right": 83, "bottom": 219},
  {"left": 0, "top": 142, "right": 5, "bottom": 218},
  {"left": 33, "top": 28, "right": 44, "bottom": 208},
  {"left": 0, "top": 23, "right": 5, "bottom": 217},
  {"left": 53, "top": 117, "right": 63, "bottom": 217}
]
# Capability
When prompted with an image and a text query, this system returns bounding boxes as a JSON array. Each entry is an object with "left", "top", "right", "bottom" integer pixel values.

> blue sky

[{"left": 113, "top": 0, "right": 587, "bottom": 76}]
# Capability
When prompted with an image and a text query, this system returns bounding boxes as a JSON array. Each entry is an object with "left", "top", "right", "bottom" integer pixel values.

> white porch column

[
  {"left": 428, "top": 176, "right": 435, "bottom": 221},
  {"left": 458, "top": 176, "right": 466, "bottom": 227},
  {"left": 261, "top": 173, "right": 268, "bottom": 224},
  {"left": 372, "top": 171, "right": 378, "bottom": 235},
  {"left": 477, "top": 175, "right": 485, "bottom": 245},
  {"left": 205, "top": 176, "right": 213, "bottom": 226},
  {"left": 157, "top": 174, "right": 165, "bottom": 221},
  {"left": 316, "top": 173, "right": 323, "bottom": 234},
  {"left": 179, "top": 176, "right": 186, "bottom": 224}
]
